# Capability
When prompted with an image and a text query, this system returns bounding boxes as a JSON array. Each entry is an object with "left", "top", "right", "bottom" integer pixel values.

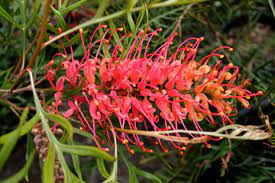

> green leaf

[
  {"left": 59, "top": 144, "right": 115, "bottom": 162},
  {"left": 134, "top": 2, "right": 146, "bottom": 34},
  {"left": 51, "top": 6, "right": 68, "bottom": 30},
  {"left": 0, "top": 150, "right": 35, "bottom": 183},
  {"left": 0, "top": 5, "right": 22, "bottom": 29},
  {"left": 46, "top": 113, "right": 73, "bottom": 141},
  {"left": 25, "top": 133, "right": 35, "bottom": 181},
  {"left": 0, "top": 113, "right": 39, "bottom": 144},
  {"left": 1, "top": 66, "right": 14, "bottom": 89},
  {"left": 269, "top": 0, "right": 275, "bottom": 17},
  {"left": 55, "top": 154, "right": 83, "bottom": 183},
  {"left": 108, "top": 19, "right": 123, "bottom": 53},
  {"left": 43, "top": 143, "right": 55, "bottom": 183},
  {"left": 0, "top": 107, "right": 28, "bottom": 170},
  {"left": 97, "top": 159, "right": 110, "bottom": 178},
  {"left": 71, "top": 153, "right": 83, "bottom": 181},
  {"left": 121, "top": 154, "right": 138, "bottom": 183},
  {"left": 73, "top": 127, "right": 94, "bottom": 140},
  {"left": 126, "top": 0, "right": 138, "bottom": 33},
  {"left": 60, "top": 0, "right": 87, "bottom": 15},
  {"left": 128, "top": 167, "right": 139, "bottom": 183},
  {"left": 95, "top": 0, "right": 109, "bottom": 18},
  {"left": 122, "top": 152, "right": 162, "bottom": 183},
  {"left": 28, "top": 70, "right": 84, "bottom": 182},
  {"left": 43, "top": 0, "right": 207, "bottom": 47},
  {"left": 64, "top": 168, "right": 83, "bottom": 183},
  {"left": 135, "top": 168, "right": 162, "bottom": 183}
]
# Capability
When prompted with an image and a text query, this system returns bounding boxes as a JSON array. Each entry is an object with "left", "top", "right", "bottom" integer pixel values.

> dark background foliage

[{"left": 0, "top": 0, "right": 274, "bottom": 182}]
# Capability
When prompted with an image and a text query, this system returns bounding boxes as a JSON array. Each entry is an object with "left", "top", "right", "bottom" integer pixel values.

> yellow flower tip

[
  {"left": 58, "top": 27, "right": 62, "bottom": 33},
  {"left": 94, "top": 100, "right": 99, "bottom": 106},
  {"left": 154, "top": 141, "right": 159, "bottom": 145},
  {"left": 181, "top": 146, "right": 186, "bottom": 151},
  {"left": 219, "top": 112, "right": 224, "bottom": 116},
  {"left": 219, "top": 137, "right": 224, "bottom": 139},
  {"left": 225, "top": 90, "right": 232, "bottom": 95},
  {"left": 228, "top": 63, "right": 234, "bottom": 67},
  {"left": 130, "top": 149, "right": 135, "bottom": 154},
  {"left": 102, "top": 25, "right": 108, "bottom": 28},
  {"left": 133, "top": 117, "right": 140, "bottom": 121},
  {"left": 80, "top": 127, "right": 85, "bottom": 131},
  {"left": 118, "top": 28, "right": 124, "bottom": 31},
  {"left": 229, "top": 47, "right": 234, "bottom": 52},
  {"left": 122, "top": 139, "right": 128, "bottom": 144},
  {"left": 179, "top": 151, "right": 184, "bottom": 156},
  {"left": 167, "top": 125, "right": 172, "bottom": 130},
  {"left": 200, "top": 37, "right": 204, "bottom": 41},
  {"left": 104, "top": 148, "right": 110, "bottom": 152},
  {"left": 206, "top": 144, "right": 211, "bottom": 148},
  {"left": 148, "top": 149, "right": 154, "bottom": 153},
  {"left": 119, "top": 47, "right": 123, "bottom": 52},
  {"left": 219, "top": 54, "right": 224, "bottom": 59},
  {"left": 258, "top": 91, "right": 263, "bottom": 95},
  {"left": 164, "top": 149, "right": 168, "bottom": 153},
  {"left": 246, "top": 96, "right": 251, "bottom": 100},
  {"left": 79, "top": 28, "right": 83, "bottom": 33},
  {"left": 113, "top": 108, "right": 120, "bottom": 112}
]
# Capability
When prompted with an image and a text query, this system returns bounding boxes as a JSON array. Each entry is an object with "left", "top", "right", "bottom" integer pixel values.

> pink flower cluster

[{"left": 45, "top": 26, "right": 262, "bottom": 154}]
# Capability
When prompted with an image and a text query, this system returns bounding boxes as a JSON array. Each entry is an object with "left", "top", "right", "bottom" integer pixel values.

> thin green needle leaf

[
  {"left": 60, "top": 0, "right": 87, "bottom": 15},
  {"left": 0, "top": 113, "right": 39, "bottom": 144},
  {"left": 0, "top": 108, "right": 28, "bottom": 170},
  {"left": 95, "top": 0, "right": 109, "bottom": 18},
  {"left": 269, "top": 0, "right": 275, "bottom": 17},
  {"left": 43, "top": 143, "right": 55, "bottom": 183},
  {"left": 28, "top": 69, "right": 84, "bottom": 183},
  {"left": 46, "top": 113, "right": 74, "bottom": 141},
  {"left": 135, "top": 169, "right": 162, "bottom": 183},
  {"left": 97, "top": 159, "right": 110, "bottom": 178},
  {"left": 121, "top": 153, "right": 138, "bottom": 183},
  {"left": 0, "top": 5, "right": 22, "bottom": 29},
  {"left": 42, "top": 0, "right": 207, "bottom": 48},
  {"left": 51, "top": 6, "right": 68, "bottom": 29},
  {"left": 73, "top": 127, "right": 94, "bottom": 139},
  {"left": 126, "top": 0, "right": 138, "bottom": 33},
  {"left": 0, "top": 150, "right": 35, "bottom": 183},
  {"left": 59, "top": 144, "right": 115, "bottom": 162},
  {"left": 71, "top": 152, "right": 83, "bottom": 181}
]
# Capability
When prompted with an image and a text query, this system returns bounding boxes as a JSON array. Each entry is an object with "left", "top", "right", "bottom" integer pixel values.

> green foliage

[{"left": 0, "top": 0, "right": 274, "bottom": 182}]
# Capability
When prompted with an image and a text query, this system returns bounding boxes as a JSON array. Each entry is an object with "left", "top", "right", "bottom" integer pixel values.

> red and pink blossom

[{"left": 45, "top": 26, "right": 262, "bottom": 154}]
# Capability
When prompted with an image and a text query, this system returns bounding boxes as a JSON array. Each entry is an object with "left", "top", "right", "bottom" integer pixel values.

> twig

[{"left": 0, "top": 99, "right": 36, "bottom": 111}]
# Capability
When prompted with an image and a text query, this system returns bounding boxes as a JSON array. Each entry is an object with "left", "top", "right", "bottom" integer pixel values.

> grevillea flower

[{"left": 45, "top": 26, "right": 262, "bottom": 154}]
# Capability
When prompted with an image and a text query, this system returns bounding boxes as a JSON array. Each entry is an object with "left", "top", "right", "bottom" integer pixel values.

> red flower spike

[{"left": 45, "top": 26, "right": 262, "bottom": 154}]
